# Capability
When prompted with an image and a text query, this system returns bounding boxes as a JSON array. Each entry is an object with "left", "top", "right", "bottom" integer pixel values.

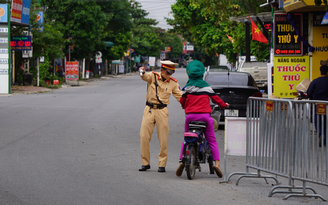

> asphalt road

[{"left": 0, "top": 68, "right": 327, "bottom": 205}]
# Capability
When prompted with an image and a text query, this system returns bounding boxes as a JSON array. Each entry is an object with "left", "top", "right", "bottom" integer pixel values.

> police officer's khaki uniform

[{"left": 140, "top": 71, "right": 182, "bottom": 167}]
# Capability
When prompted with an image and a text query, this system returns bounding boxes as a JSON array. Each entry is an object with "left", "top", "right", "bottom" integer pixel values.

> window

[{"left": 205, "top": 73, "right": 250, "bottom": 86}]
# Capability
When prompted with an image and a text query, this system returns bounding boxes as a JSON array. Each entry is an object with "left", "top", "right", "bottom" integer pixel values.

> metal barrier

[
  {"left": 222, "top": 117, "right": 279, "bottom": 185},
  {"left": 269, "top": 100, "right": 328, "bottom": 201},
  {"left": 225, "top": 97, "right": 328, "bottom": 201},
  {"left": 225, "top": 98, "right": 293, "bottom": 185}
]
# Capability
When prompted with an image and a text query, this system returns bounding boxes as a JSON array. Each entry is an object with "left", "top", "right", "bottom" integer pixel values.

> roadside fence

[{"left": 224, "top": 97, "right": 328, "bottom": 202}]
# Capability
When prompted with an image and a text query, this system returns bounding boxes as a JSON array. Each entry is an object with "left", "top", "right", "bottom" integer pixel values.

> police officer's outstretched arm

[
  {"left": 139, "top": 67, "right": 152, "bottom": 83},
  {"left": 172, "top": 83, "right": 183, "bottom": 102}
]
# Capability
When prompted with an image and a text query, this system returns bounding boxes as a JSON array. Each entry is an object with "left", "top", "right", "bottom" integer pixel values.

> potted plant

[{"left": 51, "top": 74, "right": 60, "bottom": 85}]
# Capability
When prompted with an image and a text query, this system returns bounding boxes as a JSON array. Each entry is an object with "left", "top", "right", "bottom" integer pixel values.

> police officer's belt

[{"left": 146, "top": 101, "right": 167, "bottom": 109}]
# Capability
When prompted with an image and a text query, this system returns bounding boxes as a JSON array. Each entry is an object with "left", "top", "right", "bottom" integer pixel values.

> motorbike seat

[
  {"left": 184, "top": 132, "right": 198, "bottom": 138},
  {"left": 189, "top": 121, "right": 207, "bottom": 128},
  {"left": 184, "top": 132, "right": 199, "bottom": 143}
]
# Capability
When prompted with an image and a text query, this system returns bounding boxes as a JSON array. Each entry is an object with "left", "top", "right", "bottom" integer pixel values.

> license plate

[{"left": 224, "top": 109, "right": 239, "bottom": 117}]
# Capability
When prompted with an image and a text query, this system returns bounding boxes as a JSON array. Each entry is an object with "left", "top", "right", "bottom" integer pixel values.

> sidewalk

[
  {"left": 6, "top": 72, "right": 140, "bottom": 95},
  {"left": 10, "top": 85, "right": 53, "bottom": 95}
]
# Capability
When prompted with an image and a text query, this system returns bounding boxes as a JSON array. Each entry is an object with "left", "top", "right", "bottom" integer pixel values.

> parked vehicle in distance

[
  {"left": 207, "top": 65, "right": 229, "bottom": 72},
  {"left": 238, "top": 61, "right": 267, "bottom": 90},
  {"left": 204, "top": 65, "right": 230, "bottom": 79},
  {"left": 204, "top": 71, "right": 262, "bottom": 125},
  {"left": 178, "top": 57, "right": 192, "bottom": 68},
  {"left": 179, "top": 59, "right": 188, "bottom": 68}
]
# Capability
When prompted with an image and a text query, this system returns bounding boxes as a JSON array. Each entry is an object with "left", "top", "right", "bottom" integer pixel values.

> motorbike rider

[
  {"left": 307, "top": 65, "right": 328, "bottom": 147},
  {"left": 176, "top": 60, "right": 229, "bottom": 178},
  {"left": 138, "top": 60, "right": 183, "bottom": 172}
]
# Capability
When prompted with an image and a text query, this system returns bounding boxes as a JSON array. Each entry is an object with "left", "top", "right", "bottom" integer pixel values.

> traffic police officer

[{"left": 138, "top": 60, "right": 182, "bottom": 172}]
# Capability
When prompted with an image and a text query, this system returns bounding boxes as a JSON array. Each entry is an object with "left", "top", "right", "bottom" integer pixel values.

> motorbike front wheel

[
  {"left": 208, "top": 155, "right": 214, "bottom": 174},
  {"left": 186, "top": 145, "right": 196, "bottom": 180}
]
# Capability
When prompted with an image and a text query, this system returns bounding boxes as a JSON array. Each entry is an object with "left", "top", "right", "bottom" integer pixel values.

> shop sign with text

[
  {"left": 0, "top": 4, "right": 9, "bottom": 94},
  {"left": 11, "top": 0, "right": 23, "bottom": 22},
  {"left": 0, "top": 4, "right": 8, "bottom": 23},
  {"left": 11, "top": 0, "right": 31, "bottom": 24},
  {"left": 273, "top": 56, "right": 309, "bottom": 98},
  {"left": 65, "top": 61, "right": 79, "bottom": 81},
  {"left": 21, "top": 0, "right": 31, "bottom": 24},
  {"left": 312, "top": 13, "right": 328, "bottom": 80},
  {"left": 10, "top": 36, "right": 31, "bottom": 50},
  {"left": 274, "top": 13, "right": 302, "bottom": 55}
]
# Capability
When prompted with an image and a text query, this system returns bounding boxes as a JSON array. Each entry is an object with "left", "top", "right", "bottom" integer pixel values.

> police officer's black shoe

[
  {"left": 158, "top": 167, "right": 166, "bottom": 172},
  {"left": 139, "top": 165, "right": 150, "bottom": 171}
]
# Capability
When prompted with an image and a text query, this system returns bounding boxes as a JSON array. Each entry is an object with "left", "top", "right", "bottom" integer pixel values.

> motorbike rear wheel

[{"left": 186, "top": 145, "right": 196, "bottom": 180}]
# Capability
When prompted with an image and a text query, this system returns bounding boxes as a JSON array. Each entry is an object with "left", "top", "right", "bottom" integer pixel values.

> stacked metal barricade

[{"left": 226, "top": 97, "right": 328, "bottom": 201}]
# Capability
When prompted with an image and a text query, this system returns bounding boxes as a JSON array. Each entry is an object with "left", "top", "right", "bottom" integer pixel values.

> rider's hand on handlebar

[{"left": 225, "top": 103, "right": 229, "bottom": 108}]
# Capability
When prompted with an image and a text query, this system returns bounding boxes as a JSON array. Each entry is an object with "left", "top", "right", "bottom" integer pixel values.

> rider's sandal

[
  {"left": 176, "top": 162, "right": 184, "bottom": 177},
  {"left": 212, "top": 166, "right": 223, "bottom": 178}
]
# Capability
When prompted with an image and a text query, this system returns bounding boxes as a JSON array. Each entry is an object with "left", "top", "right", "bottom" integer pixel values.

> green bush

[
  {"left": 59, "top": 76, "right": 64, "bottom": 84},
  {"left": 30, "top": 57, "right": 53, "bottom": 82},
  {"left": 48, "top": 74, "right": 59, "bottom": 82}
]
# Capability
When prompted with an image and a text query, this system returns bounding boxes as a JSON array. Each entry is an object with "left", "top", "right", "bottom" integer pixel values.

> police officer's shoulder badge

[
  {"left": 152, "top": 71, "right": 161, "bottom": 80},
  {"left": 152, "top": 71, "right": 160, "bottom": 76},
  {"left": 170, "top": 77, "right": 178, "bottom": 82}
]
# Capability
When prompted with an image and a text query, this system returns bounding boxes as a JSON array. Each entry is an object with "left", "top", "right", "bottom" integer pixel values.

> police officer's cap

[{"left": 160, "top": 60, "right": 178, "bottom": 74}]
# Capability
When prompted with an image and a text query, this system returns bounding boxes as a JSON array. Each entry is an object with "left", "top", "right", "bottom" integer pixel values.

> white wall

[{"left": 218, "top": 54, "right": 231, "bottom": 69}]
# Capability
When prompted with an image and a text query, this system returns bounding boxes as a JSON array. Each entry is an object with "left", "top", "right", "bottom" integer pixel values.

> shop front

[{"left": 271, "top": 1, "right": 328, "bottom": 98}]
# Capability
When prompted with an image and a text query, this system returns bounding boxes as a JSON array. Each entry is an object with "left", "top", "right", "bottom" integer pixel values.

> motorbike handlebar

[
  {"left": 211, "top": 103, "right": 229, "bottom": 113},
  {"left": 211, "top": 105, "right": 219, "bottom": 113}
]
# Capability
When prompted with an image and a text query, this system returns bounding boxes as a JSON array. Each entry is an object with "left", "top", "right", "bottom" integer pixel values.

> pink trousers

[{"left": 179, "top": 113, "right": 220, "bottom": 161}]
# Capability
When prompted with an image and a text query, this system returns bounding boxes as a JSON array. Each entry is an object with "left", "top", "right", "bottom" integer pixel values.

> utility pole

[{"left": 37, "top": 57, "right": 39, "bottom": 86}]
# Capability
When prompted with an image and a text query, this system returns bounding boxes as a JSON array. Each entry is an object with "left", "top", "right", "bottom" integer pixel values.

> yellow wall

[
  {"left": 283, "top": 0, "right": 325, "bottom": 12},
  {"left": 312, "top": 26, "right": 328, "bottom": 80},
  {"left": 273, "top": 56, "right": 310, "bottom": 98},
  {"left": 304, "top": 0, "right": 321, "bottom": 6}
]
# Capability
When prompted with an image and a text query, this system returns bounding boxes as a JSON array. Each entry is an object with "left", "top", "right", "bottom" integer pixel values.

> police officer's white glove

[{"left": 139, "top": 67, "right": 145, "bottom": 76}]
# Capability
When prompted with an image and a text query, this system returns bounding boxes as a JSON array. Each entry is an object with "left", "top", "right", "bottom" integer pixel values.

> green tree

[
  {"left": 99, "top": 0, "right": 132, "bottom": 60},
  {"left": 168, "top": 34, "right": 183, "bottom": 58},
  {"left": 156, "top": 30, "right": 183, "bottom": 59},
  {"left": 30, "top": 0, "right": 64, "bottom": 60},
  {"left": 167, "top": 0, "right": 271, "bottom": 64},
  {"left": 44, "top": 0, "right": 109, "bottom": 60},
  {"left": 166, "top": 0, "right": 233, "bottom": 63},
  {"left": 7, "top": 0, "right": 65, "bottom": 82},
  {"left": 130, "top": 0, "right": 162, "bottom": 57}
]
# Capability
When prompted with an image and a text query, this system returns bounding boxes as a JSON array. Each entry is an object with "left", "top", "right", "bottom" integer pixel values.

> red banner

[
  {"left": 11, "top": 0, "right": 23, "bottom": 22},
  {"left": 65, "top": 61, "right": 79, "bottom": 81}
]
